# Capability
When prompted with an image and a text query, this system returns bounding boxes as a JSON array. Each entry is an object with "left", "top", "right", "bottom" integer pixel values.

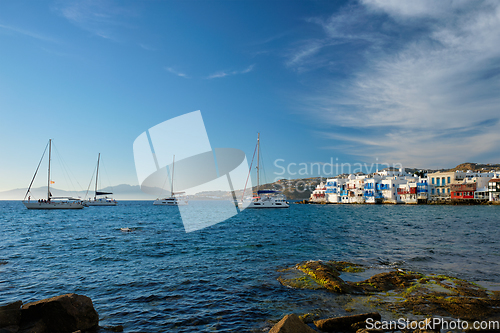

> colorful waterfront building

[
  {"left": 325, "top": 177, "right": 345, "bottom": 203},
  {"left": 397, "top": 182, "right": 418, "bottom": 204},
  {"left": 450, "top": 183, "right": 476, "bottom": 200},
  {"left": 319, "top": 168, "right": 499, "bottom": 204},
  {"left": 309, "top": 182, "right": 327, "bottom": 203},
  {"left": 447, "top": 171, "right": 500, "bottom": 201},
  {"left": 427, "top": 171, "right": 465, "bottom": 200},
  {"left": 363, "top": 175, "right": 382, "bottom": 204},
  {"left": 488, "top": 179, "right": 500, "bottom": 202}
]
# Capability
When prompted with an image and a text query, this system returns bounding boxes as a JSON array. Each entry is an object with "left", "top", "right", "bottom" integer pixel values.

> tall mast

[
  {"left": 94, "top": 153, "right": 100, "bottom": 200},
  {"left": 171, "top": 155, "right": 175, "bottom": 197},
  {"left": 47, "top": 139, "right": 52, "bottom": 201},
  {"left": 256, "top": 133, "right": 260, "bottom": 193}
]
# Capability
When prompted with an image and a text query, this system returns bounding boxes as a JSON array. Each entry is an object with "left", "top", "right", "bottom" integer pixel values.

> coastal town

[{"left": 308, "top": 167, "right": 500, "bottom": 204}]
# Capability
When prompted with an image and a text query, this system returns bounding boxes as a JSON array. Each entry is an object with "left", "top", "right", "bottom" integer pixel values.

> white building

[
  {"left": 324, "top": 168, "right": 429, "bottom": 204},
  {"left": 319, "top": 167, "right": 500, "bottom": 204},
  {"left": 309, "top": 182, "right": 327, "bottom": 203},
  {"left": 489, "top": 179, "right": 500, "bottom": 202}
]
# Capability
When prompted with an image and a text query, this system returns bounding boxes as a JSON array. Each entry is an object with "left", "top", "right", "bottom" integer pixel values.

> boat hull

[
  {"left": 86, "top": 202, "right": 117, "bottom": 206},
  {"left": 239, "top": 201, "right": 289, "bottom": 208},
  {"left": 85, "top": 199, "right": 117, "bottom": 206},
  {"left": 23, "top": 201, "right": 84, "bottom": 209},
  {"left": 153, "top": 199, "right": 188, "bottom": 206}
]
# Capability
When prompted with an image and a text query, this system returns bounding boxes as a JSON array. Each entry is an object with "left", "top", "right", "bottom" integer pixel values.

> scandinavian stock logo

[{"left": 133, "top": 111, "right": 251, "bottom": 232}]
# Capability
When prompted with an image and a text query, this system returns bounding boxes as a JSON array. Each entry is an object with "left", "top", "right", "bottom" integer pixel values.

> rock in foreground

[
  {"left": 269, "top": 314, "right": 317, "bottom": 333},
  {"left": 314, "top": 313, "right": 381, "bottom": 332},
  {"left": 278, "top": 260, "right": 500, "bottom": 324},
  {"left": 20, "top": 293, "right": 98, "bottom": 333},
  {"left": 0, "top": 301, "right": 22, "bottom": 328}
]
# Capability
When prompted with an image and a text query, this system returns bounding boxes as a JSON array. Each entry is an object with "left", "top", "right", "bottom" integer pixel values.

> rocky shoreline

[
  {"left": 0, "top": 294, "right": 122, "bottom": 333},
  {"left": 297, "top": 199, "right": 500, "bottom": 205},
  {"left": 2, "top": 262, "right": 499, "bottom": 333},
  {"left": 269, "top": 260, "right": 500, "bottom": 333}
]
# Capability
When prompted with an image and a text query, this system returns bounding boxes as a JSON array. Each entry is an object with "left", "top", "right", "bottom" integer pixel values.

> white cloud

[
  {"left": 139, "top": 43, "right": 155, "bottom": 51},
  {"left": 0, "top": 23, "right": 57, "bottom": 43},
  {"left": 53, "top": 0, "right": 137, "bottom": 40},
  {"left": 294, "top": 0, "right": 500, "bottom": 167},
  {"left": 285, "top": 41, "right": 323, "bottom": 68},
  {"left": 207, "top": 64, "right": 255, "bottom": 79},
  {"left": 165, "top": 67, "right": 189, "bottom": 78}
]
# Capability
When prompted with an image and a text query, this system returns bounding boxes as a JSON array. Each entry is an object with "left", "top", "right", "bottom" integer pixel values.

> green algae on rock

[
  {"left": 295, "top": 261, "right": 357, "bottom": 293},
  {"left": 277, "top": 260, "right": 500, "bottom": 323}
]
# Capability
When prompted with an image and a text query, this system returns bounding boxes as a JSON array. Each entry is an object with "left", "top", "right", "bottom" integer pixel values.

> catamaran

[
  {"left": 85, "top": 153, "right": 117, "bottom": 206},
  {"left": 22, "top": 139, "right": 85, "bottom": 210},
  {"left": 239, "top": 133, "right": 289, "bottom": 209},
  {"left": 153, "top": 155, "right": 188, "bottom": 206}
]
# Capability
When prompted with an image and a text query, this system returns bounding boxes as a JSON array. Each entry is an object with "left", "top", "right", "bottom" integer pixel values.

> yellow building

[{"left": 427, "top": 171, "right": 465, "bottom": 200}]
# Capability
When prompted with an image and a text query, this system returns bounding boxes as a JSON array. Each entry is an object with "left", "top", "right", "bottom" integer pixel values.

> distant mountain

[
  {"left": 447, "top": 163, "right": 500, "bottom": 172},
  {"left": 0, "top": 185, "right": 161, "bottom": 201},
  {"left": 255, "top": 177, "right": 323, "bottom": 200},
  {"left": 4, "top": 162, "right": 499, "bottom": 201}
]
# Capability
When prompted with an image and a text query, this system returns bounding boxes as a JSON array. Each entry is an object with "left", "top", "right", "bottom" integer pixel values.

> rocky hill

[
  {"left": 447, "top": 162, "right": 500, "bottom": 172},
  {"left": 248, "top": 177, "right": 324, "bottom": 200},
  {"left": 4, "top": 162, "right": 500, "bottom": 201}
]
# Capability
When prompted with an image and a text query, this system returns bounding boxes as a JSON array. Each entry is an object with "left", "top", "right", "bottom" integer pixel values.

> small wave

[
  {"left": 410, "top": 255, "right": 433, "bottom": 262},
  {"left": 376, "top": 258, "right": 406, "bottom": 267}
]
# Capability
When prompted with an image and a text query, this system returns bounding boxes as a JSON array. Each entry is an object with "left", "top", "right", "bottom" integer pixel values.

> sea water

[{"left": 1, "top": 201, "right": 499, "bottom": 332}]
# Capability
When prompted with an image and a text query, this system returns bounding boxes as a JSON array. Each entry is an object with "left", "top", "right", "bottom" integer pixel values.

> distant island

[{"left": 2, "top": 162, "right": 499, "bottom": 201}]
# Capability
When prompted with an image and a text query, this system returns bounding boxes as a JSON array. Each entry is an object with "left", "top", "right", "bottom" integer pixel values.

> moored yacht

[
  {"left": 153, "top": 195, "right": 188, "bottom": 206},
  {"left": 85, "top": 153, "right": 117, "bottom": 206},
  {"left": 22, "top": 139, "right": 85, "bottom": 210},
  {"left": 243, "top": 190, "right": 289, "bottom": 208},
  {"left": 153, "top": 155, "right": 189, "bottom": 206},
  {"left": 238, "top": 133, "right": 289, "bottom": 209}
]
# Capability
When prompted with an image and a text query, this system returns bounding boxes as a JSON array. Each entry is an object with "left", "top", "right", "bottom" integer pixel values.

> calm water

[{"left": 1, "top": 201, "right": 499, "bottom": 332}]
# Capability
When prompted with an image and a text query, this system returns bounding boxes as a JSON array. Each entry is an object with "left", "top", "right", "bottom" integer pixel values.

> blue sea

[{"left": 1, "top": 201, "right": 499, "bottom": 332}]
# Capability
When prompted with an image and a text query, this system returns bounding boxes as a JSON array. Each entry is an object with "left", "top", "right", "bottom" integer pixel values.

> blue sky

[{"left": 1, "top": 0, "right": 500, "bottom": 193}]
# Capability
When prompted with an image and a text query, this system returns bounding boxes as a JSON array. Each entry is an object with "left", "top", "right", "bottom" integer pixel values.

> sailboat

[
  {"left": 22, "top": 139, "right": 85, "bottom": 210},
  {"left": 153, "top": 155, "right": 188, "bottom": 206},
  {"left": 85, "top": 153, "right": 117, "bottom": 206},
  {"left": 239, "top": 133, "right": 289, "bottom": 209}
]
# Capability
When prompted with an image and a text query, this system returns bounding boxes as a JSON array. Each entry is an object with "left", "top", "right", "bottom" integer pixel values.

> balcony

[
  {"left": 397, "top": 188, "right": 417, "bottom": 195},
  {"left": 376, "top": 184, "right": 391, "bottom": 190},
  {"left": 450, "top": 184, "right": 476, "bottom": 191},
  {"left": 417, "top": 183, "right": 428, "bottom": 193}
]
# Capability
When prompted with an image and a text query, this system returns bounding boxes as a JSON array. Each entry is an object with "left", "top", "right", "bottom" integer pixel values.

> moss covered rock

[{"left": 277, "top": 260, "right": 500, "bottom": 324}]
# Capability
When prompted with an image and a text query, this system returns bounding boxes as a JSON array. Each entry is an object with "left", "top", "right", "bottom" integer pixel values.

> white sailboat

[
  {"left": 239, "top": 133, "right": 289, "bottom": 209},
  {"left": 22, "top": 139, "right": 85, "bottom": 210},
  {"left": 153, "top": 155, "right": 188, "bottom": 206},
  {"left": 85, "top": 153, "right": 117, "bottom": 206}
]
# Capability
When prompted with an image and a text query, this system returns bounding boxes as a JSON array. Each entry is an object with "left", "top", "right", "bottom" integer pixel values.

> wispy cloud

[
  {"left": 53, "top": 0, "right": 137, "bottom": 41},
  {"left": 164, "top": 67, "right": 189, "bottom": 79},
  {"left": 139, "top": 43, "right": 155, "bottom": 51},
  {"left": 207, "top": 64, "right": 255, "bottom": 79},
  {"left": 285, "top": 4, "right": 387, "bottom": 72},
  {"left": 0, "top": 23, "right": 57, "bottom": 43},
  {"left": 291, "top": 0, "right": 500, "bottom": 167}
]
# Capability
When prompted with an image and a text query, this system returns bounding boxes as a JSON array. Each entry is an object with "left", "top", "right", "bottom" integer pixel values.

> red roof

[{"left": 489, "top": 179, "right": 500, "bottom": 182}]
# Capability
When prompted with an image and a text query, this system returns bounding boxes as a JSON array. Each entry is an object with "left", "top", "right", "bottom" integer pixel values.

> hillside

[
  {"left": 0, "top": 185, "right": 160, "bottom": 201},
  {"left": 251, "top": 177, "right": 324, "bottom": 200},
  {"left": 447, "top": 163, "right": 500, "bottom": 172},
  {"left": 3, "top": 162, "right": 500, "bottom": 201}
]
